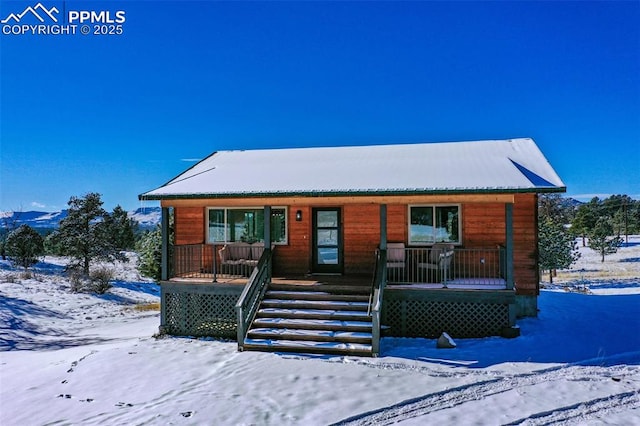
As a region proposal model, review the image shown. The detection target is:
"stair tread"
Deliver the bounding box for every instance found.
[248,328,372,339]
[257,309,371,321]
[262,299,369,309]
[253,318,372,328]
[244,338,372,352]
[268,284,371,295]
[265,291,370,301]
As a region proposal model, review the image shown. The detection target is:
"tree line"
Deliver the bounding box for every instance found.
[538,194,639,282]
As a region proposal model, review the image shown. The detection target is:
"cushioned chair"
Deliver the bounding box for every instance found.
[417,243,454,284]
[386,242,406,282]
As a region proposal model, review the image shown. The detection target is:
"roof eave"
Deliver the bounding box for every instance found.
[138,186,567,201]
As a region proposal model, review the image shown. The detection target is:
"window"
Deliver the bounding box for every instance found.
[207,207,287,244]
[409,205,460,244]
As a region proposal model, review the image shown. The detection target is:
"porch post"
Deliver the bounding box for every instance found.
[380,204,387,250]
[161,206,170,281]
[264,206,272,277]
[505,203,514,290]
[263,206,271,248]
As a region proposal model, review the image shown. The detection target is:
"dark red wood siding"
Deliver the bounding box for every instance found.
[174,207,205,245]
[170,195,539,295]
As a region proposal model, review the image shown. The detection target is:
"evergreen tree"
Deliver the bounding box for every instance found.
[1,209,21,260]
[44,232,64,255]
[5,224,45,270]
[538,218,580,283]
[135,209,173,281]
[108,205,137,250]
[571,199,600,246]
[51,193,126,275]
[588,217,622,262]
[136,226,162,281]
[538,194,571,225]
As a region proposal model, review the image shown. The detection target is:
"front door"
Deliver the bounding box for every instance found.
[312,208,343,274]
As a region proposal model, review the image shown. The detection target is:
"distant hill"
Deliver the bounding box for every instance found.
[562,197,583,209]
[129,207,162,229]
[0,207,161,230]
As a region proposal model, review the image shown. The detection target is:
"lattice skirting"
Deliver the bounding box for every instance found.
[161,284,242,338]
[382,294,512,338]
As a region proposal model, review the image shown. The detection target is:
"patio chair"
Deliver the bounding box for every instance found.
[417,243,454,284]
[386,242,406,282]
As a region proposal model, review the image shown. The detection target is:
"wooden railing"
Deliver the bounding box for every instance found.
[235,248,272,351]
[369,249,387,357]
[386,247,507,287]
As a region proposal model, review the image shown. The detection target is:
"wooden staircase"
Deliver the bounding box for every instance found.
[241,282,374,356]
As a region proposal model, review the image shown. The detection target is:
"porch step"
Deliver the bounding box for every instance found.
[261,299,369,311]
[269,283,371,295]
[265,290,370,303]
[247,328,372,344]
[242,281,375,357]
[252,318,373,332]
[256,308,370,321]
[242,339,373,357]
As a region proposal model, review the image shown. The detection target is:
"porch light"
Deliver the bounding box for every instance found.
[296,210,302,221]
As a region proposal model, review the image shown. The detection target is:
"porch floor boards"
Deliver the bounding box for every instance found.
[169,274,507,291]
[169,274,373,287]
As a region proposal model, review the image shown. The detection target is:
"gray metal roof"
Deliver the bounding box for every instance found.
[139,138,565,200]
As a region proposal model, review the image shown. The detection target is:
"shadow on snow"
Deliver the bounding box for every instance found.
[0,295,110,351]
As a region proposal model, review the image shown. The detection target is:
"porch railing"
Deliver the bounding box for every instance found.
[170,244,257,281]
[369,248,387,357]
[235,248,272,350]
[171,244,216,280]
[386,246,507,288]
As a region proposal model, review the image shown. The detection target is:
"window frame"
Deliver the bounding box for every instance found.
[206,206,288,245]
[407,204,462,246]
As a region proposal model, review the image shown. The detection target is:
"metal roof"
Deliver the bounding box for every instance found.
[139,138,566,200]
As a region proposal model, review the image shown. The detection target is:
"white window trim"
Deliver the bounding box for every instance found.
[206,206,288,245]
[407,204,462,246]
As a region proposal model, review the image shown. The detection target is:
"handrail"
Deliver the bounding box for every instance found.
[235,248,272,351]
[369,248,387,356]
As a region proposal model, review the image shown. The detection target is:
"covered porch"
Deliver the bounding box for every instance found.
[157,202,518,356]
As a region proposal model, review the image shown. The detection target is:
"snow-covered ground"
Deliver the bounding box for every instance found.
[1,241,639,425]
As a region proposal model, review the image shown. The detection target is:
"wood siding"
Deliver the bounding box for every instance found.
[512,194,539,296]
[272,207,311,275]
[174,207,204,245]
[343,204,379,274]
[169,193,539,295]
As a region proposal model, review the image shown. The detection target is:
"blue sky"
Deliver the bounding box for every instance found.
[1,0,638,212]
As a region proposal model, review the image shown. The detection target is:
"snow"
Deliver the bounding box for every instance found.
[141,138,565,199]
[2,241,640,425]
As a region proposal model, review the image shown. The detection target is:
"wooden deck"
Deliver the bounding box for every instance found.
[167,274,373,288]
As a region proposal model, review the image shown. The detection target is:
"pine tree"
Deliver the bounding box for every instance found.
[136,226,162,281]
[5,225,45,270]
[571,198,601,247]
[50,193,126,275]
[588,217,622,262]
[538,218,580,283]
[108,205,137,250]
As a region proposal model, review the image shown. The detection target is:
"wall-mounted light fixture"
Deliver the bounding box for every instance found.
[296,210,302,221]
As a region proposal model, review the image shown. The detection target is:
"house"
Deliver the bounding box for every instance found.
[139,138,565,356]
